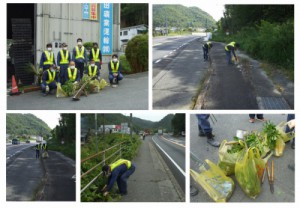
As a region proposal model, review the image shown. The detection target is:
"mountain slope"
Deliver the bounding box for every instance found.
[153,4,216,28]
[6,114,51,136]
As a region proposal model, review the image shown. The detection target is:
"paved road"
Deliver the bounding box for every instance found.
[6,143,34,160]
[153,36,209,109]
[194,42,291,109]
[190,114,294,202]
[7,71,148,110]
[7,147,44,201]
[6,146,76,201]
[152,134,186,192]
[40,151,76,201]
[121,136,184,202]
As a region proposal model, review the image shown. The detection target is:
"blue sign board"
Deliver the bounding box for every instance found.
[100,3,113,55]
[82,3,90,20]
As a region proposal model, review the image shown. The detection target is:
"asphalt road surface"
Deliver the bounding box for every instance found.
[6,143,34,160]
[121,136,184,202]
[7,71,148,110]
[152,134,186,192]
[7,146,44,201]
[190,114,294,202]
[153,35,208,109]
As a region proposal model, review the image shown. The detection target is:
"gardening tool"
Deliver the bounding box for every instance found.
[266,161,274,194]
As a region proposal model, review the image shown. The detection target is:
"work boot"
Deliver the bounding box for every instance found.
[206,132,220,147]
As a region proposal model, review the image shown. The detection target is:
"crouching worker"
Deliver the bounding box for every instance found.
[101,159,136,196]
[65,61,80,83]
[108,54,123,86]
[86,59,100,79]
[41,64,58,96]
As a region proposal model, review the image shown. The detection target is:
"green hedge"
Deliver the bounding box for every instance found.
[81,133,141,202]
[125,34,148,73]
[119,55,133,74]
[212,20,294,77]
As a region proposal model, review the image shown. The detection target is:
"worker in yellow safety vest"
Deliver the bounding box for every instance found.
[64,61,80,83]
[225,42,240,65]
[40,43,56,71]
[35,143,41,159]
[72,38,87,79]
[41,64,58,96]
[89,42,102,70]
[108,54,123,85]
[101,159,136,196]
[203,41,213,61]
[85,59,100,79]
[57,43,71,84]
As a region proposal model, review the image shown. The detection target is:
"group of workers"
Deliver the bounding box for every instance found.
[202,41,240,65]
[35,142,47,159]
[40,38,123,96]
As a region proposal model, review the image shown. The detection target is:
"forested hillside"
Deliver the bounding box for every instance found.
[6,113,51,137]
[153,4,216,28]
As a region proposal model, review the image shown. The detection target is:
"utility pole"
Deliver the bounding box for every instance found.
[130,113,133,139]
[102,114,105,162]
[95,114,98,152]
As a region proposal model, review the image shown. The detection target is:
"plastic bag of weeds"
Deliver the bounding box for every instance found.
[218,140,246,176]
[235,147,261,199]
[56,82,68,98]
[190,159,235,202]
[274,137,285,157]
[276,122,295,143]
[99,79,109,90]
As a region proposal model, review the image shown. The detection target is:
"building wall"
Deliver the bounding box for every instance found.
[36,3,120,66]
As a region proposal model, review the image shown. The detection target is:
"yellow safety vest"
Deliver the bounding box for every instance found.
[41,70,56,84]
[225,42,236,51]
[110,159,131,172]
[75,46,85,59]
[88,65,98,77]
[60,50,69,64]
[67,68,78,82]
[43,51,54,65]
[91,48,100,62]
[207,42,212,49]
[110,60,120,73]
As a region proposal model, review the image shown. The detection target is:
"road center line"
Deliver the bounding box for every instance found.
[154,59,161,63]
[163,55,168,58]
[160,135,185,148]
[152,136,186,177]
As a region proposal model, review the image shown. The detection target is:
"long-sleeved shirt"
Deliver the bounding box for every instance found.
[106,164,128,192]
[108,61,122,75]
[226,45,237,58]
[89,48,102,63]
[39,51,56,69]
[42,70,59,85]
[64,68,80,82]
[72,46,87,63]
[57,50,71,66]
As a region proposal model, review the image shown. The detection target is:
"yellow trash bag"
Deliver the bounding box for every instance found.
[218,140,246,176]
[56,82,68,98]
[99,79,109,90]
[274,137,285,157]
[190,159,235,202]
[276,121,295,142]
[235,148,262,199]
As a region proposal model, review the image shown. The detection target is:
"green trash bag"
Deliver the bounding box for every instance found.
[235,147,262,199]
[218,140,246,175]
[190,159,235,202]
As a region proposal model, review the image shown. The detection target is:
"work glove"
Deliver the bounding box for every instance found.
[113,73,118,77]
[57,66,60,70]
[45,85,50,93]
[103,191,109,197]
[97,76,101,80]
[73,81,78,84]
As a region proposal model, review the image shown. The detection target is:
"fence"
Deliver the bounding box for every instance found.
[80,141,125,193]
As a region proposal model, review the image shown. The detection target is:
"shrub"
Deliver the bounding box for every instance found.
[125,34,148,73]
[119,55,132,74]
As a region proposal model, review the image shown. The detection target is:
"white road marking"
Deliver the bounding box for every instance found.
[155,59,161,63]
[163,55,168,58]
[152,136,186,177]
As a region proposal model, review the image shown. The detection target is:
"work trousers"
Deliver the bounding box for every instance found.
[196,114,212,134]
[117,164,136,194]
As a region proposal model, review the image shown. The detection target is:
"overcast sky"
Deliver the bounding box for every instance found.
[182,2,225,21]
[31,112,60,129]
[122,112,172,122]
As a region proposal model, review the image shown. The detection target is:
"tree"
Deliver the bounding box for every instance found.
[171,114,185,135]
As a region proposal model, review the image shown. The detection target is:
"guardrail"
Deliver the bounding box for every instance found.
[80,141,125,194]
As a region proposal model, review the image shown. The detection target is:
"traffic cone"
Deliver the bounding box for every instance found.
[10,75,22,96]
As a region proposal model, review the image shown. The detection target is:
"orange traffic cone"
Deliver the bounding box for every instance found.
[10,75,22,96]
